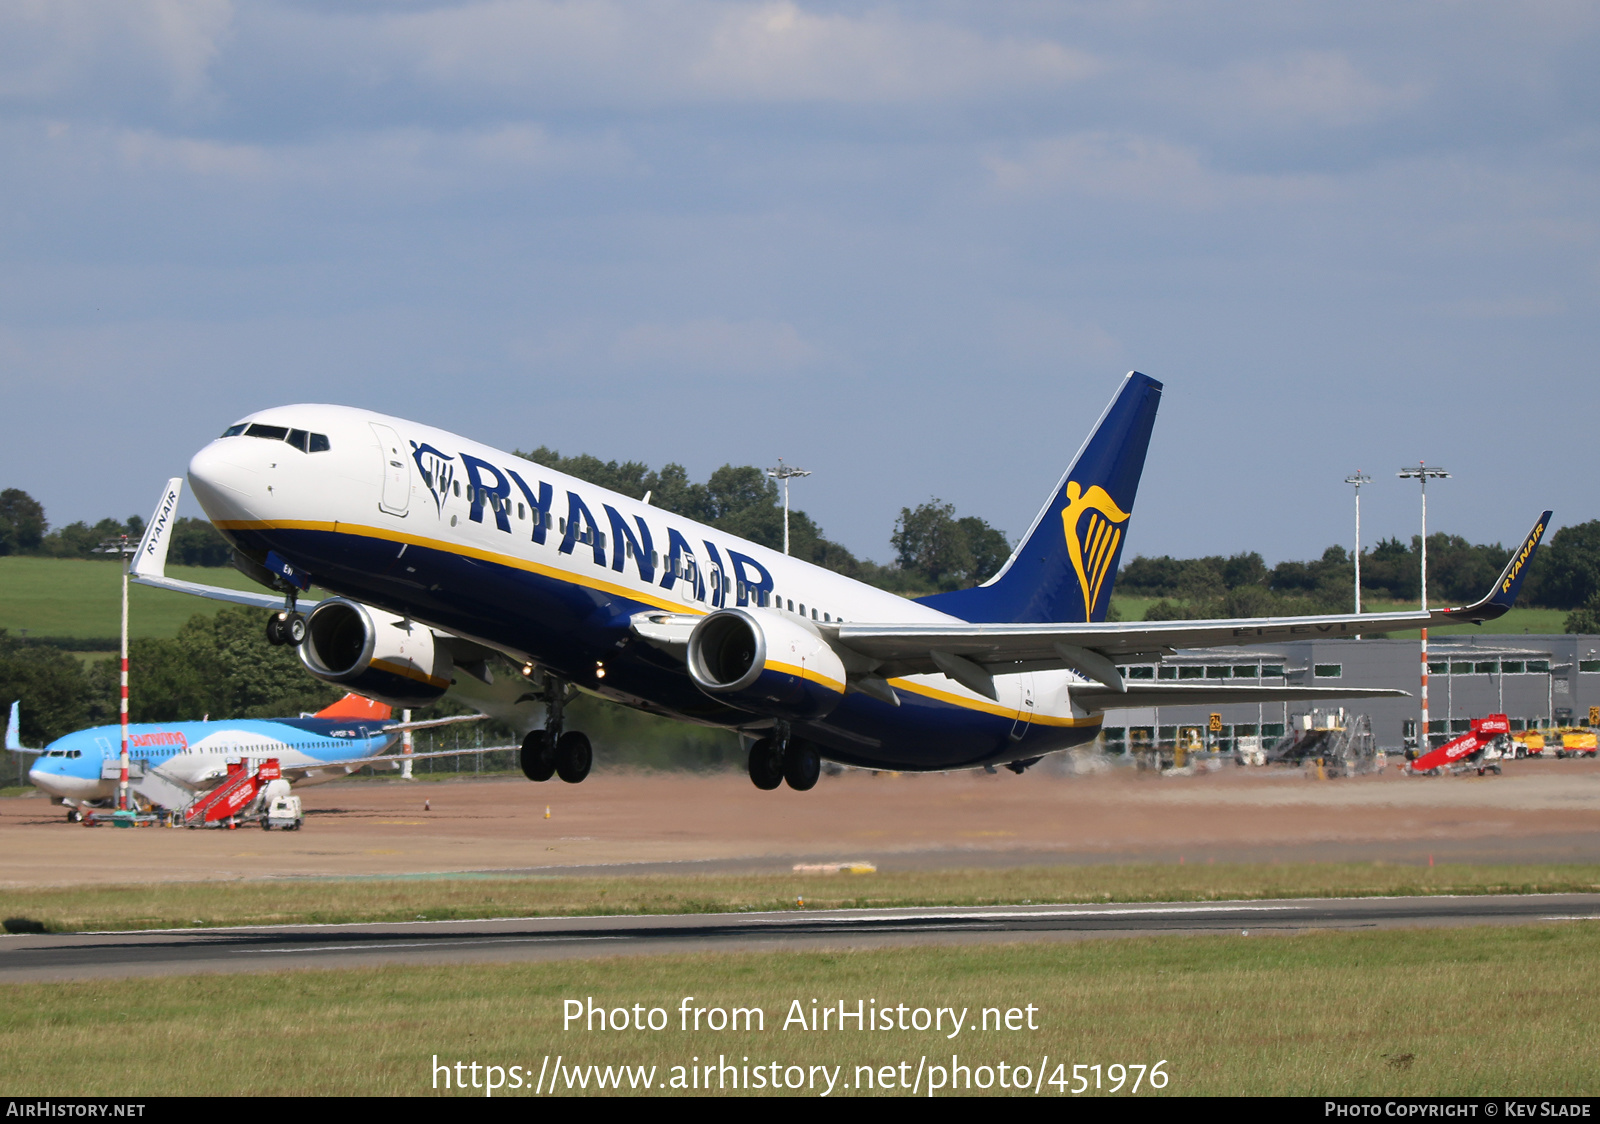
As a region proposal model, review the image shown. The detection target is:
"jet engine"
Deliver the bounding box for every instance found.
[686,609,847,720]
[298,598,453,708]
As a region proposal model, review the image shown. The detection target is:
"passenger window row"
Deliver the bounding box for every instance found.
[222,423,331,453]
[767,591,837,623]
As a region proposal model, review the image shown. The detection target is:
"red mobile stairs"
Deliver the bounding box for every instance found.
[1408,715,1509,776]
[184,759,282,825]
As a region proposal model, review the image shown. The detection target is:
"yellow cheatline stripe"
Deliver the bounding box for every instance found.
[765,659,847,695]
[887,678,1100,728]
[370,658,452,690]
[214,518,705,618]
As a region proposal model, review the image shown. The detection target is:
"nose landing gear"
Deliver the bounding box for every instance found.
[264,588,306,647]
[265,610,306,646]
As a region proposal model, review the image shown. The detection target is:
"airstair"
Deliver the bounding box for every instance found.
[130,765,199,813]
[181,759,283,826]
[1266,714,1382,776]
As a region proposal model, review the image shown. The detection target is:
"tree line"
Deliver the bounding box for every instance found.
[511,448,1010,595]
[1117,520,1600,631]
[0,488,230,566]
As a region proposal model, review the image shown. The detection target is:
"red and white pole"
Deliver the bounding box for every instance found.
[118,538,130,811]
[401,708,414,780]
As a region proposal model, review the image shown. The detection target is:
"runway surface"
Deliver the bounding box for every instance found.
[4,893,1597,982]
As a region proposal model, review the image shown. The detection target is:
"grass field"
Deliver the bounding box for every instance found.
[6,863,1599,934]
[4,924,1597,1096]
[0,556,278,642]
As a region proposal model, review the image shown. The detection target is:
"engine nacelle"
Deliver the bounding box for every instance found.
[298,598,454,708]
[686,609,847,720]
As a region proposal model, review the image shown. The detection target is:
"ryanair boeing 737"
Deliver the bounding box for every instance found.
[132,373,1550,792]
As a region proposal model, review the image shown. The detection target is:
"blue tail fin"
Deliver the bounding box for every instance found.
[917,371,1162,624]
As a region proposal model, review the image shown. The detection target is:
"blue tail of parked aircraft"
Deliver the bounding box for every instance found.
[917,371,1162,625]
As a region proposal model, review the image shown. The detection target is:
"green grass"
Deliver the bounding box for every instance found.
[3,924,1597,1095]
[6,863,1599,934]
[1109,596,1161,622]
[0,556,271,641]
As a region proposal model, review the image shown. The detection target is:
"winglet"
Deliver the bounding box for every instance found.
[1442,510,1552,623]
[131,477,185,580]
[6,700,23,752]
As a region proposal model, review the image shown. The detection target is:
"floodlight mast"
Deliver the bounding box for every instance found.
[1398,463,1450,749]
[766,458,811,556]
[1344,472,1372,617]
[93,534,139,811]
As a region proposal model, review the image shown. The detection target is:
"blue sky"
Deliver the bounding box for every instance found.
[1,1,1595,568]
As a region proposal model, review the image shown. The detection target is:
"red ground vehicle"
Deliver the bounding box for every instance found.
[184,758,283,825]
[1408,715,1510,776]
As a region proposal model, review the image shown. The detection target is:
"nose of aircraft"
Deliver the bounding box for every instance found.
[187,439,266,525]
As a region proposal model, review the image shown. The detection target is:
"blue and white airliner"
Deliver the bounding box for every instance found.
[8,694,487,817]
[130,372,1549,792]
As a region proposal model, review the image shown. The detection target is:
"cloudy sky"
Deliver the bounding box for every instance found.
[1,1,1595,568]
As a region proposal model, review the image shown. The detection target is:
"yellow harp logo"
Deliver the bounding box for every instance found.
[1061,481,1130,620]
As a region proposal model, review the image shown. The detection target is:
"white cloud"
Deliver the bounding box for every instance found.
[28,119,632,194]
[372,0,1100,106]
[1212,51,1424,130]
[0,0,232,108]
[984,131,1329,207]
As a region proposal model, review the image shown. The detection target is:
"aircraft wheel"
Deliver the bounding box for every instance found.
[555,731,592,784]
[285,613,307,646]
[66,808,82,823]
[262,821,271,830]
[520,730,556,782]
[747,738,783,790]
[784,742,820,792]
[265,614,286,645]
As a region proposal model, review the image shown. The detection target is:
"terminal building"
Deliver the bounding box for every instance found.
[1099,634,1600,755]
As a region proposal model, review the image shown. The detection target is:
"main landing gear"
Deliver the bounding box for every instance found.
[747,732,820,792]
[519,676,592,784]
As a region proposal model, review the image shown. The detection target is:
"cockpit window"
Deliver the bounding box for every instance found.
[225,423,331,452]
